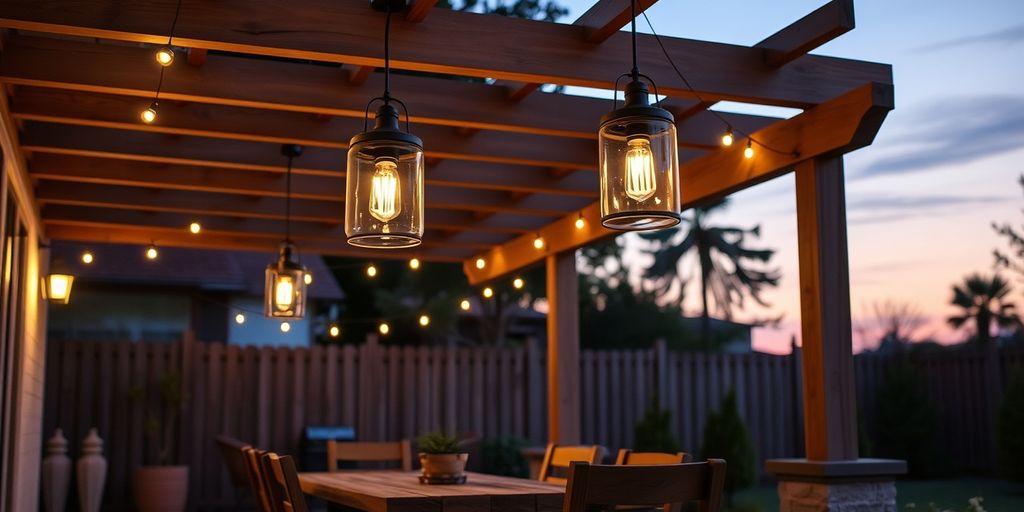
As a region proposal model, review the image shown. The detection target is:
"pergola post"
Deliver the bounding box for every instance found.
[766,156,905,511]
[545,250,581,444]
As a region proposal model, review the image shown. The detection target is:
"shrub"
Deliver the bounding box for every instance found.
[480,437,529,478]
[417,432,461,454]
[873,364,941,476]
[997,370,1024,481]
[699,389,755,503]
[634,395,681,453]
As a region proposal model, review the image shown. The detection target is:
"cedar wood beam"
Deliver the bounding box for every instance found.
[463,82,894,284]
[0,0,892,107]
[755,0,856,67]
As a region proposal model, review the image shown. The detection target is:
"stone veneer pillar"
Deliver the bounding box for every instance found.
[766,458,906,512]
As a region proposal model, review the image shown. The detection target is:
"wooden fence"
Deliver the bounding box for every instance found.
[43,338,1024,510]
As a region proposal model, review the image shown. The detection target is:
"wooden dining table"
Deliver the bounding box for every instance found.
[298,470,565,512]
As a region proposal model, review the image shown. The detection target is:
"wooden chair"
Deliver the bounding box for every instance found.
[326,440,412,472]
[562,460,727,512]
[615,449,689,465]
[242,447,274,512]
[216,435,254,510]
[261,452,310,512]
[538,443,605,485]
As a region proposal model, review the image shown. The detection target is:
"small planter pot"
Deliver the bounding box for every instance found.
[134,465,189,512]
[418,453,469,484]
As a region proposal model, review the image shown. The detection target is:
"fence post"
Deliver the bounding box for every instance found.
[358,334,382,441]
[178,331,195,473]
[984,343,1003,469]
[655,339,669,410]
[525,337,543,444]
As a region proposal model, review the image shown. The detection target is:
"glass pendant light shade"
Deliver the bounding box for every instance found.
[43,257,74,305]
[346,103,424,248]
[264,241,307,318]
[599,79,681,230]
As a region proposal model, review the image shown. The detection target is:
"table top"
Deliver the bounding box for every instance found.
[299,470,564,512]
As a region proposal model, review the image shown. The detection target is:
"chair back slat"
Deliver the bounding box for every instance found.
[216,435,253,488]
[563,460,726,512]
[261,452,310,512]
[538,443,605,485]
[242,447,274,512]
[615,449,689,465]
[326,440,412,471]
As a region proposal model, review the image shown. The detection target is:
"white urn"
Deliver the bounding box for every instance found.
[76,428,107,512]
[41,429,71,512]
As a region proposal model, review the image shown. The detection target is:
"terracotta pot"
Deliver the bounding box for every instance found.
[419,453,469,478]
[134,465,189,512]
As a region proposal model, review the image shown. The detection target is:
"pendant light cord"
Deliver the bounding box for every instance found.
[285,155,293,242]
[383,3,393,103]
[630,0,639,80]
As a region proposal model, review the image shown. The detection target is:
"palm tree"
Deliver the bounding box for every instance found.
[640,199,780,342]
[948,273,1020,345]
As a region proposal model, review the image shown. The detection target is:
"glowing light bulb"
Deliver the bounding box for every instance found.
[513,277,524,289]
[280,321,291,333]
[533,236,544,250]
[624,136,656,202]
[379,322,390,335]
[744,141,754,159]
[366,264,377,278]
[304,273,313,285]
[369,157,401,223]
[483,287,494,298]
[155,46,174,67]
[140,103,158,124]
[475,258,486,270]
[329,325,340,338]
[145,245,159,260]
[274,275,295,311]
[47,274,72,302]
[575,216,585,230]
[459,299,471,311]
[235,313,246,325]
[418,314,430,327]
[81,251,94,264]
[409,258,420,270]
[721,130,734,147]
[189,221,201,234]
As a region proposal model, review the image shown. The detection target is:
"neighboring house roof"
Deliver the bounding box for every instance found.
[51,241,344,300]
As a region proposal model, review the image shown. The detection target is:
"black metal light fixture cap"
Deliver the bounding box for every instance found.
[350,103,423,149]
[600,79,676,127]
[275,240,304,272]
[370,0,407,13]
[281,144,303,159]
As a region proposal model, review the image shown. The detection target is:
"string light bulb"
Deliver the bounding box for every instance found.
[140,102,158,124]
[483,287,494,298]
[189,221,201,234]
[721,129,734,147]
[145,243,159,260]
[329,325,340,338]
[575,215,585,230]
[366,264,377,278]
[304,273,313,285]
[409,258,420,270]
[475,258,486,270]
[513,277,524,289]
[418,314,430,327]
[280,321,291,333]
[155,46,175,67]
[533,235,544,250]
[81,251,94,265]
[459,299,471,311]
[379,322,390,335]
[744,140,754,159]
[235,313,246,325]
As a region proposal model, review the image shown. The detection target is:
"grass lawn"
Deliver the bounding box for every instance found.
[732,478,1024,512]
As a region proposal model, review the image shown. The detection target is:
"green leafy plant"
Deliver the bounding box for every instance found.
[481,437,529,478]
[634,395,680,453]
[418,432,462,454]
[873,364,941,477]
[699,389,755,505]
[997,371,1024,481]
[128,372,187,465]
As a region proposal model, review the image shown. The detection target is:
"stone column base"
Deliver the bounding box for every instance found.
[766,458,907,512]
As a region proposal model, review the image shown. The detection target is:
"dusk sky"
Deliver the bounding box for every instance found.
[555,0,1024,353]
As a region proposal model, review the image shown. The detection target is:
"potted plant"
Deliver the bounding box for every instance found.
[418,432,469,484]
[129,373,189,512]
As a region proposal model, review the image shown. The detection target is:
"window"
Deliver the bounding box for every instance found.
[0,179,27,511]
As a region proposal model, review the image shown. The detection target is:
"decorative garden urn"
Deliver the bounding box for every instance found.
[76,428,107,512]
[41,429,71,512]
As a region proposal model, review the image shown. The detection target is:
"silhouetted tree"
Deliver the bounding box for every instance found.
[947,273,1019,345]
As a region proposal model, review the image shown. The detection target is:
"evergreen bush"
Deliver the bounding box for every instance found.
[699,389,755,503]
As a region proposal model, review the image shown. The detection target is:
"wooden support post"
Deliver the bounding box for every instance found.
[794,156,857,460]
[546,250,580,444]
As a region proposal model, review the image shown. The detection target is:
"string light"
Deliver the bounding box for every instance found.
[418,314,430,327]
[379,322,390,335]
[81,251,94,264]
[329,325,341,338]
[574,214,585,230]
[409,258,420,270]
[533,235,544,250]
[155,46,174,67]
[513,277,524,289]
[140,102,158,124]
[744,140,754,159]
[366,264,377,278]
[459,299,471,311]
[721,129,734,147]
[140,0,183,125]
[482,287,494,298]
[475,258,486,270]
[280,321,291,333]
[145,243,159,260]
[235,313,246,325]
[189,221,201,234]
[304,273,313,285]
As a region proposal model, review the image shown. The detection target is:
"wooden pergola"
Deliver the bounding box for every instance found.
[0,0,893,486]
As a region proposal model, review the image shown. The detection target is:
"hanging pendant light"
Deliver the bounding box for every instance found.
[345,0,425,249]
[597,0,680,231]
[265,144,308,319]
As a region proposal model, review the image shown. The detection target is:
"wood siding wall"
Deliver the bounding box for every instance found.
[43,338,1024,510]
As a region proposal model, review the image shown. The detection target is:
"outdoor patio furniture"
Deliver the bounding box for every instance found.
[298,470,563,512]
[537,444,606,485]
[261,452,311,512]
[326,440,413,472]
[242,447,274,512]
[563,460,726,512]
[614,449,690,465]
[215,435,255,510]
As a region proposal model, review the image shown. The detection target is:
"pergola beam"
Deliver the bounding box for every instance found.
[755,0,856,67]
[0,1,892,107]
[463,81,894,284]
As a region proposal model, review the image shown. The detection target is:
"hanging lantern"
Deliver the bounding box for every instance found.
[345,0,424,249]
[43,257,74,305]
[264,144,308,319]
[597,0,680,231]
